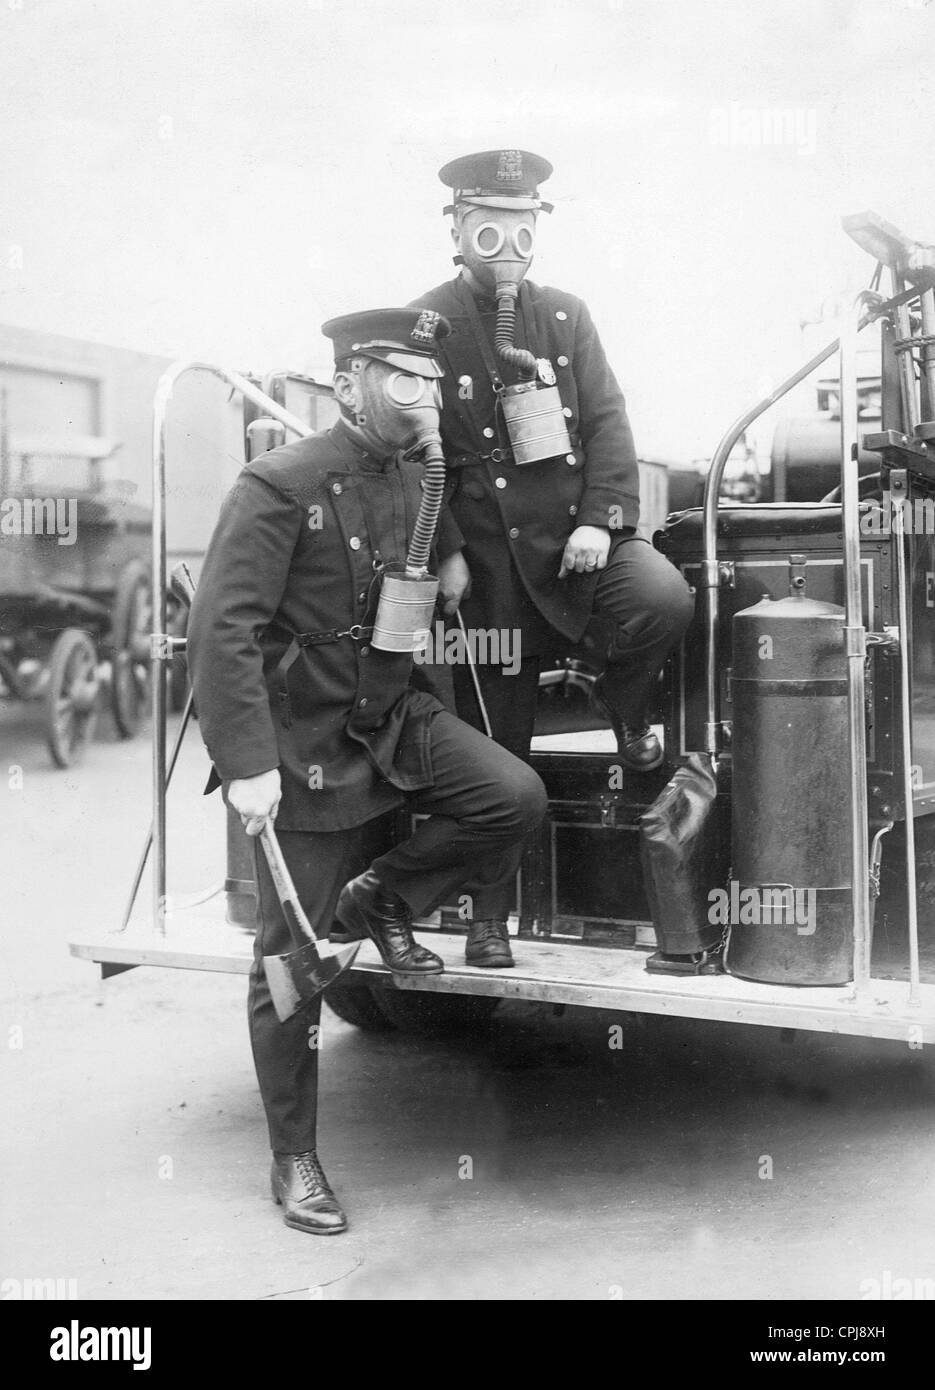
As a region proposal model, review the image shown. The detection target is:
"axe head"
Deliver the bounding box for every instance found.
[263,939,361,1023]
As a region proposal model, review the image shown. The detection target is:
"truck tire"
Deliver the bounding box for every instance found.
[325,982,396,1032]
[369,988,498,1036]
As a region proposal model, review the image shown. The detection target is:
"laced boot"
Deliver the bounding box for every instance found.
[334,869,444,974]
[590,676,663,771]
[270,1150,347,1235]
[465,919,515,968]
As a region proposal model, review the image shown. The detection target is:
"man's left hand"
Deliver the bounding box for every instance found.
[559,525,611,578]
[437,549,472,615]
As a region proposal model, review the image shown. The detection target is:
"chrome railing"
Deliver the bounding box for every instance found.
[150,363,312,934]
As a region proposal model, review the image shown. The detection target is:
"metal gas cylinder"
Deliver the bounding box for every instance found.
[725,559,852,984]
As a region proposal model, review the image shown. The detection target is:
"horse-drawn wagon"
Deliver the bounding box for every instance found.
[0,423,151,765]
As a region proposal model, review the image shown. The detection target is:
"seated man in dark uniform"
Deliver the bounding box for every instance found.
[410,149,694,969]
[187,308,547,1236]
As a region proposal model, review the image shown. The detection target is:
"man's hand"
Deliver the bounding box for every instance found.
[437,549,472,616]
[558,525,611,578]
[228,768,282,837]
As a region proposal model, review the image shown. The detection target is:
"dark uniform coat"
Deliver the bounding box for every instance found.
[409,275,640,649]
[187,421,463,833]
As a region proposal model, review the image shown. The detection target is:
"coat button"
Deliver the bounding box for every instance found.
[360,646,370,656]
[483,427,495,439]
[358,697,368,707]
[566,454,576,465]
[509,527,519,539]
[569,505,578,516]
[349,536,361,550]
[495,476,507,489]
[557,355,569,367]
[563,407,573,418]
[358,591,367,602]
[555,310,568,321]
[332,482,343,495]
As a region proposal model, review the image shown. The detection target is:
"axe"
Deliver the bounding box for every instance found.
[258,820,361,1021]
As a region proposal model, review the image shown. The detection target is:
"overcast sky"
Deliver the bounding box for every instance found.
[1,0,933,460]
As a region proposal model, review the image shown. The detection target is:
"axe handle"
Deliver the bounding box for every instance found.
[259,820,318,951]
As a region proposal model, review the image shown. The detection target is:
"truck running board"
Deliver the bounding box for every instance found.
[69,889,935,1045]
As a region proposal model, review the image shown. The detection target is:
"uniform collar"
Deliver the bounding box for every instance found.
[329,418,399,472]
[457,271,536,315]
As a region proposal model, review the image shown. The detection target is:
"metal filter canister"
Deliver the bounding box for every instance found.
[371,572,440,653]
[500,382,573,465]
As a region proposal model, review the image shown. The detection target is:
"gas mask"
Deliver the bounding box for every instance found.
[340,355,446,653]
[455,205,537,301]
[454,202,572,466]
[345,355,443,456]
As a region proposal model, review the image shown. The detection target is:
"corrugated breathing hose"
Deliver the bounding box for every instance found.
[495,289,538,381]
[405,436,446,576]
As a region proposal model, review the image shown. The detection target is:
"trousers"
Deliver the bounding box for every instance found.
[451,535,694,917]
[248,709,547,1153]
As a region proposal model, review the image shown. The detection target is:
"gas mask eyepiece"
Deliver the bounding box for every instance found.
[384,370,442,411]
[469,220,535,263]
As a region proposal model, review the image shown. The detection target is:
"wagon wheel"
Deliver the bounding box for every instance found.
[110,560,152,739]
[45,629,100,768]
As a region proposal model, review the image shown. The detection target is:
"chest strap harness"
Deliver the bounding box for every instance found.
[270,621,376,728]
[268,477,405,726]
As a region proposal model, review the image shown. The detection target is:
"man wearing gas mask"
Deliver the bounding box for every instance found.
[188,308,547,1235]
[411,150,694,969]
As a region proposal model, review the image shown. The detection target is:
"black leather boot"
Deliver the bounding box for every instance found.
[465,919,515,968]
[334,870,444,974]
[271,1151,347,1235]
[645,944,725,976]
[591,676,663,772]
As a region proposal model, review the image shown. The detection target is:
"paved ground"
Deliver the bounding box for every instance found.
[3,700,935,1301]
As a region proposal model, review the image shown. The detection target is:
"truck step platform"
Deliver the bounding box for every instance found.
[69,889,935,1044]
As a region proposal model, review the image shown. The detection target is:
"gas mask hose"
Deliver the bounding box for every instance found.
[404,434,446,576]
[495,286,538,382]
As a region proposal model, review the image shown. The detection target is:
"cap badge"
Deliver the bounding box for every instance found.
[411,309,441,345]
[496,149,523,183]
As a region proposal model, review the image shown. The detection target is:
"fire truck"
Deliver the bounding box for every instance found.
[70,212,935,1046]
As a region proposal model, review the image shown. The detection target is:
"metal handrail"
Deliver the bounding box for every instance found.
[699,285,920,755]
[840,291,879,993]
[697,282,924,1002]
[891,471,921,1006]
[151,362,312,935]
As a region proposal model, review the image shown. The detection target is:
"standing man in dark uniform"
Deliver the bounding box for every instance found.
[187,308,547,1236]
[410,149,694,969]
